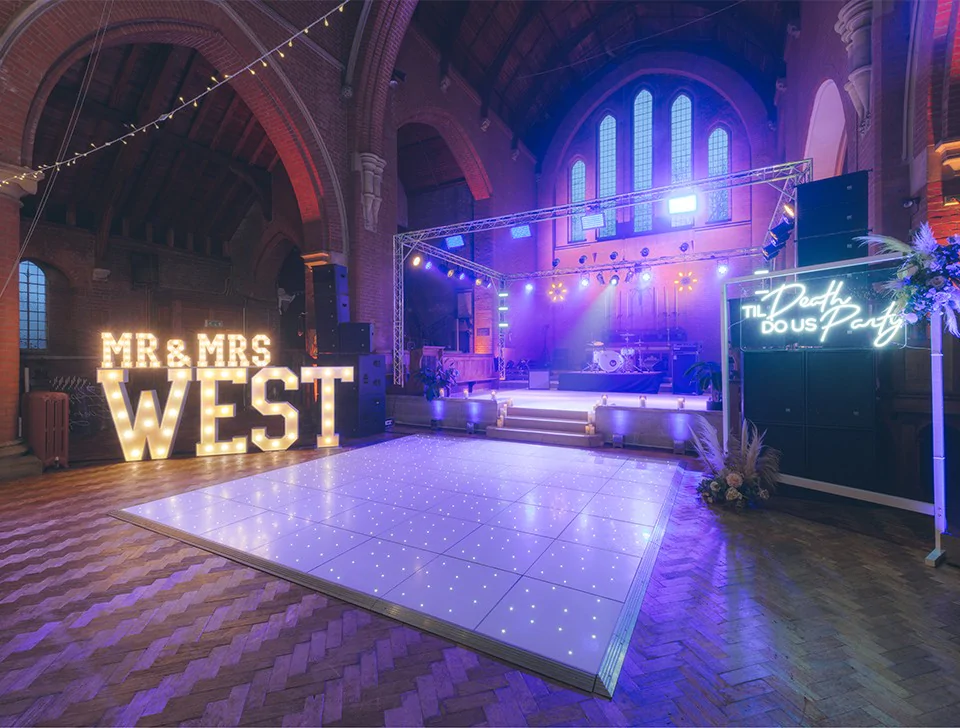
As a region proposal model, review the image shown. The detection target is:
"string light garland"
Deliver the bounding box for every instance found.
[0,1,350,189]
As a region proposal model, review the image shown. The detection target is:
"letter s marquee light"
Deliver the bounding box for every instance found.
[97,332,353,462]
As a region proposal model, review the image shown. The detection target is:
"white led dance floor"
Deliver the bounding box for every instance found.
[115,435,681,694]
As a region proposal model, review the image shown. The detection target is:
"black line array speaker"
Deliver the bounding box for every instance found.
[339,322,373,353]
[742,350,876,488]
[796,171,868,267]
[313,265,349,352]
[317,353,386,438]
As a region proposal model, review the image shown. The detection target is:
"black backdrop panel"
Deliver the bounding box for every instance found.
[805,351,876,428]
[752,422,806,478]
[742,352,805,425]
[805,426,877,490]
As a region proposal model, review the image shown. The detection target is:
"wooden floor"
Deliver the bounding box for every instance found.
[1,435,960,727]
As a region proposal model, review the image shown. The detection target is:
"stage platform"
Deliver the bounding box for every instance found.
[114,435,683,696]
[557,371,665,393]
[467,389,711,413]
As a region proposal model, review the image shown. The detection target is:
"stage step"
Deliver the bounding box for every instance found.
[503,407,589,422]
[486,427,603,448]
[503,416,590,433]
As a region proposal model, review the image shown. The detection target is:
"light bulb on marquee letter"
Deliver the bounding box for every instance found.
[250,367,299,451]
[97,368,193,461]
[301,366,354,447]
[196,367,249,457]
[227,334,250,367]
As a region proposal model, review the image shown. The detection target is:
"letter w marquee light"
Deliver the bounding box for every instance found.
[98,332,353,462]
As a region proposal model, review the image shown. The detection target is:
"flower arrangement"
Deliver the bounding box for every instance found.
[690,416,780,510]
[862,222,960,336]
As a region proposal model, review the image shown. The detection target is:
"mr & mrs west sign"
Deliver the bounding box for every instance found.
[97,332,352,462]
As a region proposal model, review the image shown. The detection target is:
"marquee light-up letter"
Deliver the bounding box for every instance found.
[136,333,163,368]
[167,338,192,367]
[227,334,250,367]
[250,367,300,452]
[301,366,354,448]
[196,367,249,457]
[97,368,193,461]
[251,335,272,367]
[102,332,134,369]
[197,333,227,368]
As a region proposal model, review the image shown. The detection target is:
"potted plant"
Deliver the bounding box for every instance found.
[684,361,723,410]
[689,415,781,510]
[413,361,459,402]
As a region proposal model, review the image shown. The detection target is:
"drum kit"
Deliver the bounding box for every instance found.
[584,336,641,373]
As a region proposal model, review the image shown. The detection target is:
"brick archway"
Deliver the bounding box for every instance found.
[0,0,345,251]
[396,108,494,201]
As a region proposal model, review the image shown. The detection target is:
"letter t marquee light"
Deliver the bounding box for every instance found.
[301,366,354,448]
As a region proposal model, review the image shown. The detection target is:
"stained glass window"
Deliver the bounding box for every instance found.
[670,94,693,227]
[598,115,617,237]
[570,159,586,242]
[707,127,731,222]
[19,261,46,350]
[633,90,653,232]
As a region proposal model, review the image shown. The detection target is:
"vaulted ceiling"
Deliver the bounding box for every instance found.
[397,122,465,195]
[413,0,793,158]
[25,43,279,258]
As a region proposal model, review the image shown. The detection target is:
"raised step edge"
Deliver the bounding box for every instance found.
[502,407,590,422]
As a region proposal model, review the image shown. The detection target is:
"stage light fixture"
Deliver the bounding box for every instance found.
[411,254,422,267]
[753,268,769,276]
[548,281,567,303]
[667,194,697,215]
[485,279,493,289]
[609,252,618,261]
[498,291,509,297]
[640,267,652,283]
[474,276,483,286]
[674,270,698,293]
[716,260,729,277]
[596,272,605,285]
[457,270,467,280]
[641,247,650,257]
[782,202,796,219]
[679,241,690,253]
[610,274,620,286]
[762,214,796,261]
[445,234,465,249]
[424,259,433,271]
[446,267,455,278]
[579,274,590,287]
[524,282,534,293]
[625,269,635,283]
[578,255,587,265]
[581,212,605,229]
[510,224,532,239]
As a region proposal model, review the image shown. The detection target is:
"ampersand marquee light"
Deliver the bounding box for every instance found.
[98,332,353,462]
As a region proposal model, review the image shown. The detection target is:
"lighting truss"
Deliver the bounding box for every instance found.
[395,160,811,245]
[393,159,812,385]
[504,246,761,281]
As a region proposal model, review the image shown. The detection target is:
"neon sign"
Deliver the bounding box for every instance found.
[741,279,903,348]
[97,332,353,462]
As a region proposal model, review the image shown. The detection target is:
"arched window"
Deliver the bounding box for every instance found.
[570,159,586,242]
[598,114,617,237]
[633,90,653,233]
[707,127,731,222]
[670,94,693,227]
[19,261,46,350]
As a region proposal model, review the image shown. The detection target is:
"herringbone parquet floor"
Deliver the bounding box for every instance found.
[1,435,959,726]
